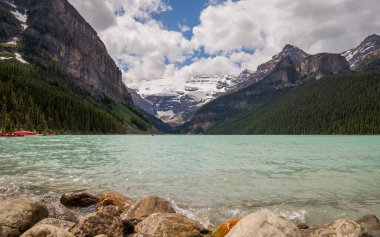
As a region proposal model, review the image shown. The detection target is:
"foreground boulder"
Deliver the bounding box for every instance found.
[225,212,301,237]
[36,218,76,232]
[134,212,203,237]
[357,215,380,236]
[0,198,48,237]
[304,219,366,237]
[211,218,242,237]
[121,196,175,222]
[20,224,74,237]
[96,191,133,212]
[40,196,79,223]
[71,205,124,237]
[61,190,100,207]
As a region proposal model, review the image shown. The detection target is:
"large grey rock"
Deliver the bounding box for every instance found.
[61,191,100,207]
[134,213,203,237]
[71,205,124,237]
[305,219,367,237]
[0,197,48,237]
[225,212,301,237]
[36,218,76,232]
[121,196,175,222]
[20,224,74,237]
[40,196,79,223]
[357,215,380,237]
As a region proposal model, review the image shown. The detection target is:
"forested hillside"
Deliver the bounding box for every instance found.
[208,71,380,134]
[0,59,151,134]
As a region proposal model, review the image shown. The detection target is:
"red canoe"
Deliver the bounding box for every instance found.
[0,132,9,137]
[12,131,38,136]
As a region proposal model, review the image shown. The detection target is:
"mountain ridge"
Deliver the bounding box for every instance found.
[0,0,163,134]
[185,47,355,134]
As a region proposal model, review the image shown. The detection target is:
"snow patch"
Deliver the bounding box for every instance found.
[15,53,29,64]
[10,10,27,23]
[0,57,12,61]
[4,0,16,8]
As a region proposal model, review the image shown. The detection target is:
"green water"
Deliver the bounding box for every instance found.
[0,135,379,227]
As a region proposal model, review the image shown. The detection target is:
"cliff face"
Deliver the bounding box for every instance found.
[298,53,351,80]
[21,0,132,106]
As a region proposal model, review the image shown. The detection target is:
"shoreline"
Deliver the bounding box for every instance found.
[1,190,379,237]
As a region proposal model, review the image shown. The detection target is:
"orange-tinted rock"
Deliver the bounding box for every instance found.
[96,191,133,212]
[211,218,242,237]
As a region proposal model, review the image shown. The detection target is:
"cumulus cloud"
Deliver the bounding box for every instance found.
[68,0,380,88]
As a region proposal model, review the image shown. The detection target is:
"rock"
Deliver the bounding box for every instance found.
[297,223,309,230]
[298,53,351,80]
[122,218,140,235]
[225,212,301,237]
[96,191,133,212]
[305,219,367,237]
[357,215,380,236]
[20,224,74,237]
[134,213,203,237]
[61,190,100,207]
[40,196,79,223]
[71,205,124,237]
[121,196,175,222]
[0,197,48,237]
[36,218,76,232]
[211,218,242,237]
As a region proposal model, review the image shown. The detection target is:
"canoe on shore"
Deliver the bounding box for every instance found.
[0,131,54,137]
[1,131,38,137]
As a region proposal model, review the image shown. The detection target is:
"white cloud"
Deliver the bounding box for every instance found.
[178,24,190,33]
[68,0,380,89]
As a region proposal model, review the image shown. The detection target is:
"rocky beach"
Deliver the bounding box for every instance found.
[1,190,379,237]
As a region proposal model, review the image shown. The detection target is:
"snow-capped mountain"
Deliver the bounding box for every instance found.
[129,44,310,125]
[342,34,380,70]
[129,72,253,125]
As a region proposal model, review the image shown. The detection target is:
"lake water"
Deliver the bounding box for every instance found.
[0,135,379,228]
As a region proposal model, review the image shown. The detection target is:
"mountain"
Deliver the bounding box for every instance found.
[21,0,132,106]
[0,0,158,134]
[130,45,309,125]
[236,44,310,89]
[208,71,380,134]
[130,72,253,125]
[342,34,380,70]
[185,46,353,134]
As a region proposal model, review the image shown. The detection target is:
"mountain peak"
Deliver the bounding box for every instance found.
[272,44,309,63]
[282,44,299,51]
[342,34,380,69]
[362,34,380,45]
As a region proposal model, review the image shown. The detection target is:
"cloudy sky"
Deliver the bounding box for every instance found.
[68,0,380,87]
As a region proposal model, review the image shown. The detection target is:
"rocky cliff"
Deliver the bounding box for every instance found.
[20,0,133,106]
[298,53,351,80]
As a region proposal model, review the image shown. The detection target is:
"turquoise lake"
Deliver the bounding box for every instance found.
[0,135,379,227]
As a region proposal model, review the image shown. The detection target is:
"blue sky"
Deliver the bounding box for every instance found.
[153,0,208,39]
